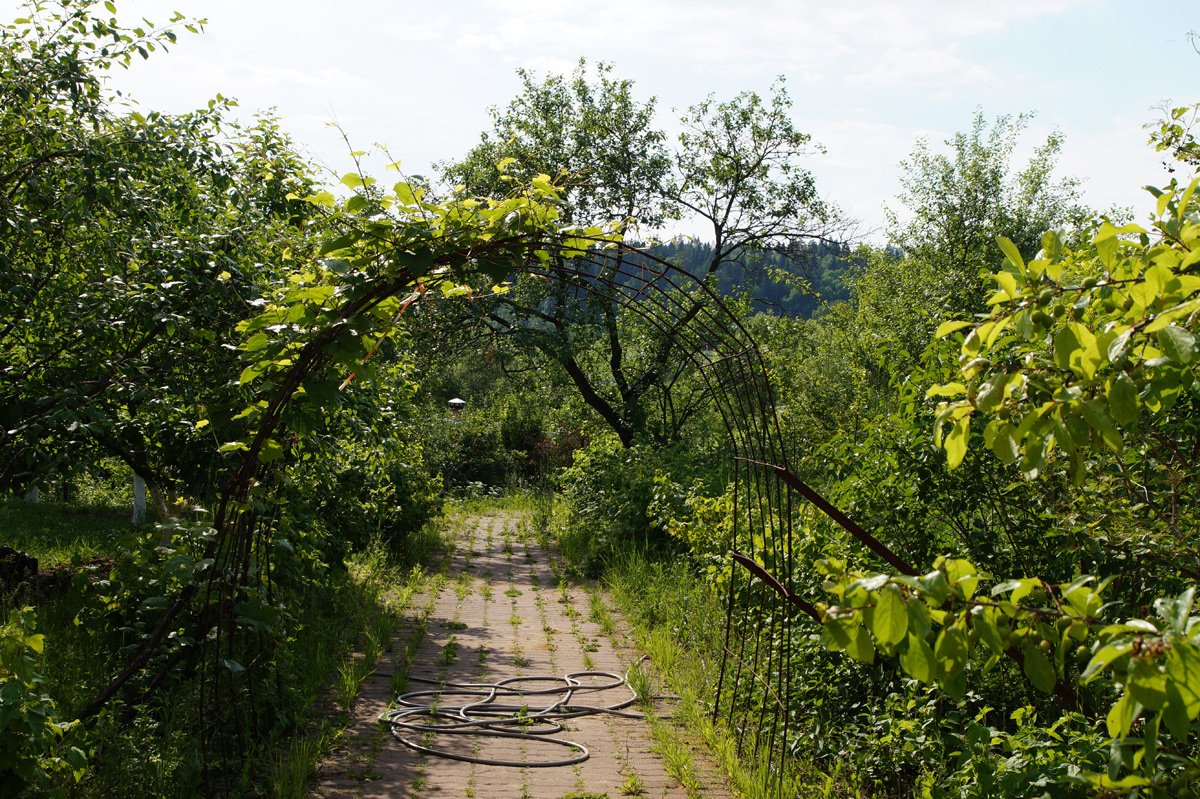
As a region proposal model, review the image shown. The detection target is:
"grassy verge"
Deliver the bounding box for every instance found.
[602,551,859,799]
[1,497,133,566]
[445,487,553,525]
[273,539,444,799]
[1,492,449,798]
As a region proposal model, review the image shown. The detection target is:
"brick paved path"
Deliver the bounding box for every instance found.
[311,513,732,799]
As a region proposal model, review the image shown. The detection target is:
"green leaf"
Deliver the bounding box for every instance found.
[1083,643,1134,682]
[983,420,1019,465]
[974,374,1010,414]
[926,382,966,399]
[1080,400,1123,451]
[872,584,908,648]
[1041,228,1063,262]
[935,626,969,680]
[846,624,876,664]
[1127,657,1168,710]
[821,615,856,652]
[974,607,1006,654]
[944,414,970,469]
[942,558,982,599]
[1107,374,1139,426]
[1164,644,1200,723]
[935,321,972,339]
[919,570,950,606]
[258,439,284,464]
[1158,324,1196,364]
[1107,691,1141,738]
[394,182,424,206]
[1053,326,1082,372]
[1107,328,1132,362]
[906,598,932,638]
[941,667,967,700]
[899,633,935,683]
[996,236,1026,273]
[1164,682,1191,742]
[394,247,435,279]
[1155,587,1195,634]
[1022,642,1056,693]
[319,232,358,257]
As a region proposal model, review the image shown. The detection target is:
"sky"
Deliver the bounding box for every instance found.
[7,0,1200,241]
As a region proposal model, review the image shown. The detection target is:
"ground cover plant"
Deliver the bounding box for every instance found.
[4,1,1200,797]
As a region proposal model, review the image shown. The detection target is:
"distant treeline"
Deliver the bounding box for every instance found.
[640,238,893,318]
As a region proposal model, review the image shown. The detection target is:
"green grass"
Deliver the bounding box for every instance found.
[620,772,646,796]
[335,657,368,713]
[601,549,842,799]
[625,660,655,711]
[437,634,461,668]
[269,731,326,799]
[444,489,551,518]
[0,498,134,565]
[3,494,447,798]
[586,588,617,636]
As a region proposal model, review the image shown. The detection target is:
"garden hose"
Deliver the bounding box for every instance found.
[378,658,672,767]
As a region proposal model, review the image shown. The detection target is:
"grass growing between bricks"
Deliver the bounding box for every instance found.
[601,552,855,799]
[274,526,450,798]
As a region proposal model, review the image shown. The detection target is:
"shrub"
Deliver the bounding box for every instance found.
[288,437,442,554]
[0,608,86,798]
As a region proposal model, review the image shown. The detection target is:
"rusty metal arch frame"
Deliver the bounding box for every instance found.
[76,234,915,795]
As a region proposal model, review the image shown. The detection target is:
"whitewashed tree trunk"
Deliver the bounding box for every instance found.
[132,474,146,524]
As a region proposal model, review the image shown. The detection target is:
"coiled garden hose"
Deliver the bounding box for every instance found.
[378,658,672,768]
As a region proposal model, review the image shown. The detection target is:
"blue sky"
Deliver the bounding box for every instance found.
[8,0,1199,240]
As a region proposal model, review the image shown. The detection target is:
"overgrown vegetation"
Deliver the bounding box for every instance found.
[5,1,1200,797]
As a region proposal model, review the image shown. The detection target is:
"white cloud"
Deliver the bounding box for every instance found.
[446,0,1096,81]
[846,48,996,89]
[53,0,1187,237]
[455,30,506,52]
[386,17,452,43]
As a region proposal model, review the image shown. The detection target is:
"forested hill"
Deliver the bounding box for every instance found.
[641,238,883,318]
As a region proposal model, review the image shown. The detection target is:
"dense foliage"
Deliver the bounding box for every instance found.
[5,2,1200,797]
[543,104,1200,797]
[0,2,448,794]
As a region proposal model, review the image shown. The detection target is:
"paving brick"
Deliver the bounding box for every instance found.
[311,513,732,799]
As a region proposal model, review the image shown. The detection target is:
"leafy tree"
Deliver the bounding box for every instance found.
[443,59,673,231]
[888,111,1089,322]
[0,1,316,516]
[806,170,1200,794]
[442,67,833,446]
[671,79,832,267]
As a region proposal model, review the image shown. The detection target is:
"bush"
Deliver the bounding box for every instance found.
[288,437,442,555]
[0,608,86,798]
[557,431,726,574]
[557,434,664,574]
